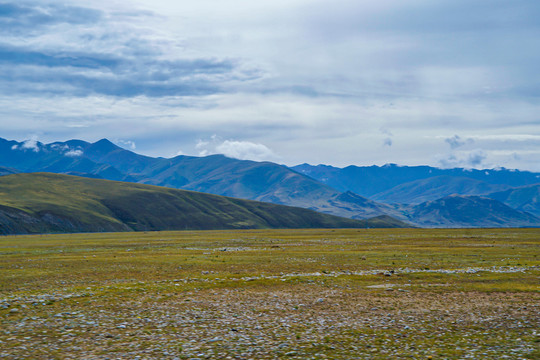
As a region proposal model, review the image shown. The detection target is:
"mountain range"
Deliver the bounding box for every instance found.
[1,137,540,228]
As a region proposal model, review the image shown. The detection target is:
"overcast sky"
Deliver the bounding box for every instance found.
[1,0,539,170]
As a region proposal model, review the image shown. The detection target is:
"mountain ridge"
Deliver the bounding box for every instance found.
[292,163,540,197]
[2,137,539,228]
[407,195,540,228]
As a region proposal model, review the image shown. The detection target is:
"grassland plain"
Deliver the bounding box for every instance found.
[0,228,539,359]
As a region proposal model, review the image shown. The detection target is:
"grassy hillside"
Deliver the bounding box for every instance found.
[0,173,408,234]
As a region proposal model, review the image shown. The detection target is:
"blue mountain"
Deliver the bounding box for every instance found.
[2,137,539,228]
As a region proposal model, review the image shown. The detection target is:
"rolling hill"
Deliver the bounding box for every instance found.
[0,173,408,234]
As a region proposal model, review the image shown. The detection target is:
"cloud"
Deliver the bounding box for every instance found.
[11,136,40,152]
[438,149,487,169]
[467,150,487,167]
[216,140,277,161]
[0,47,245,97]
[64,149,83,157]
[445,135,474,149]
[379,127,393,147]
[195,135,277,161]
[195,138,211,156]
[0,2,261,98]
[0,2,103,33]
[115,139,136,150]
[50,143,69,151]
[468,134,540,142]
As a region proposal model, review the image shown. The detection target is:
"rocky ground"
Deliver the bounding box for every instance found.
[1,282,539,359]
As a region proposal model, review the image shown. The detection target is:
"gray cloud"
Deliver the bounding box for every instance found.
[0,1,261,98]
[445,135,474,149]
[467,150,487,167]
[438,149,488,169]
[0,2,102,33]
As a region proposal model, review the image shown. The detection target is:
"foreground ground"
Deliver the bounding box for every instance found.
[0,228,539,359]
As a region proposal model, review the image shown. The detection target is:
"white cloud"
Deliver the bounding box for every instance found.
[216,140,277,161]
[195,139,211,156]
[115,139,136,150]
[64,149,83,157]
[12,136,41,152]
[194,135,277,161]
[51,144,69,151]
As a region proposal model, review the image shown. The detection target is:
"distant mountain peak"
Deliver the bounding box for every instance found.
[93,138,118,149]
[84,138,122,157]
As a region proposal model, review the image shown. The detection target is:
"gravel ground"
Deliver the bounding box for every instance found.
[1,284,538,359]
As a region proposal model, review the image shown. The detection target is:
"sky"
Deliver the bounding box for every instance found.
[1,0,539,170]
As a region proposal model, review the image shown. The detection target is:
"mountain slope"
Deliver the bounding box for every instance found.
[408,195,540,228]
[372,176,510,204]
[320,191,403,220]
[0,166,18,176]
[3,138,394,221]
[292,163,540,197]
[487,184,540,217]
[0,173,407,234]
[0,138,129,181]
[140,155,340,205]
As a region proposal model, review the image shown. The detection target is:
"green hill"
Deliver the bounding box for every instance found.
[0,173,409,234]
